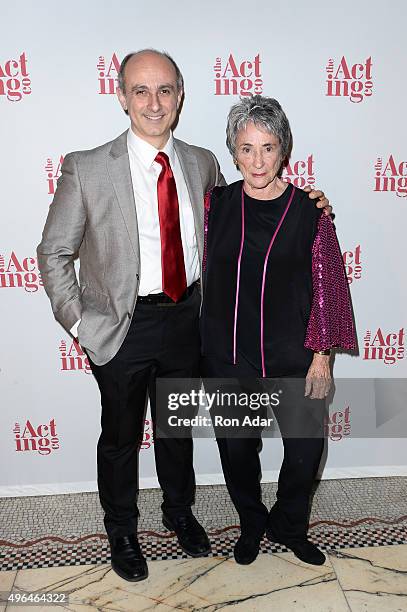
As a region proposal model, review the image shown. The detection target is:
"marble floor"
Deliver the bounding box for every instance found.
[1,478,406,610]
[1,544,407,611]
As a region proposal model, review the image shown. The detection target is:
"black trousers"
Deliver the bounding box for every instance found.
[201,354,325,541]
[88,287,201,539]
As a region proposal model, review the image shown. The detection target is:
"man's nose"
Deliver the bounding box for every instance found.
[148,92,161,112]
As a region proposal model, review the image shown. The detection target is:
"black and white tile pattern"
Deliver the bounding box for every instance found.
[1,478,406,571]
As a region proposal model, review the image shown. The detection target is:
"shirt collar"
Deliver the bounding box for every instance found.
[127,128,176,170]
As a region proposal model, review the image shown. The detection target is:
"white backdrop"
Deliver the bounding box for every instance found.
[1,0,406,496]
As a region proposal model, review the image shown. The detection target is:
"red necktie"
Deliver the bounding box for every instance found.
[155,152,187,302]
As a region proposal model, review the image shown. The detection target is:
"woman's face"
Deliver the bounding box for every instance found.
[235,122,282,196]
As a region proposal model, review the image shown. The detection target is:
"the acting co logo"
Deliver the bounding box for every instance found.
[45,155,64,196]
[364,328,405,365]
[0,252,43,292]
[282,155,315,188]
[141,420,154,450]
[325,406,351,441]
[325,56,372,103]
[13,418,60,455]
[97,52,120,94]
[374,155,407,198]
[214,53,262,96]
[343,245,362,284]
[59,339,92,374]
[0,52,31,102]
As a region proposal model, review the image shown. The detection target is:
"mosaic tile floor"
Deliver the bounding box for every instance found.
[0,478,406,572]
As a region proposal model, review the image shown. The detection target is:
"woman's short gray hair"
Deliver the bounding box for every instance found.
[226,95,292,162]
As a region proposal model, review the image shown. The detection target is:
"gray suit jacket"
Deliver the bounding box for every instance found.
[37,130,226,365]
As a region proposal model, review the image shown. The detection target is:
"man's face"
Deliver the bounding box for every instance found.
[117,52,182,149]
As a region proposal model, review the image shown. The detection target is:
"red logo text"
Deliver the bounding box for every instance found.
[374,155,407,197]
[0,252,43,292]
[59,339,92,374]
[343,245,362,284]
[97,53,120,94]
[325,56,373,103]
[0,52,31,102]
[141,419,154,450]
[13,419,59,455]
[45,155,64,196]
[214,53,262,96]
[364,328,405,365]
[282,155,315,188]
[324,406,351,441]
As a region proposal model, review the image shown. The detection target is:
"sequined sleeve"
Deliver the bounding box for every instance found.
[203,190,213,273]
[304,214,357,351]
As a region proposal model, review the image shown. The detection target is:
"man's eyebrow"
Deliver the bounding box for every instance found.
[130,83,176,92]
[130,84,147,92]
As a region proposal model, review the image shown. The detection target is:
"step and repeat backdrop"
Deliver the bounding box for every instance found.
[1,0,406,495]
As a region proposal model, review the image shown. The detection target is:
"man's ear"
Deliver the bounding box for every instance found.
[116,87,127,111]
[177,89,184,109]
[116,87,128,115]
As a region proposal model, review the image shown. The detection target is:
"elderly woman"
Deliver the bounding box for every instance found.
[201,95,356,566]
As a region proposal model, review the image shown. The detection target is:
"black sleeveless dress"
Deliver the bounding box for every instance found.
[201,180,322,377]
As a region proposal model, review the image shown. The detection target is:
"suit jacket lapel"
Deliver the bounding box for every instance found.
[107,130,140,263]
[106,132,204,268]
[174,138,204,261]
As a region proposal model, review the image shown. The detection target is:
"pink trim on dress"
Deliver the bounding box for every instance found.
[260,185,296,377]
[203,190,213,274]
[232,188,246,364]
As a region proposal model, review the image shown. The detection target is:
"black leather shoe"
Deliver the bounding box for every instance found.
[234,534,262,565]
[110,534,148,581]
[266,526,326,565]
[162,514,211,557]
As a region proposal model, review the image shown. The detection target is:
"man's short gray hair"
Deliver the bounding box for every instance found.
[118,49,184,94]
[226,95,292,162]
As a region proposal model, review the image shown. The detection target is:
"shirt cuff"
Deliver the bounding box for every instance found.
[70,319,81,337]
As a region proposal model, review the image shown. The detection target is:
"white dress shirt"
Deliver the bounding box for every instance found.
[70,128,199,337]
[127,128,199,295]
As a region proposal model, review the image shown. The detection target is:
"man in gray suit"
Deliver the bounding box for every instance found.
[37,49,330,582]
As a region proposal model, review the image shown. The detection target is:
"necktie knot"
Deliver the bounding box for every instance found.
[155,151,170,171]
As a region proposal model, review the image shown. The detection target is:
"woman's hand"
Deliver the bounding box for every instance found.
[305,354,332,399]
[303,185,332,216]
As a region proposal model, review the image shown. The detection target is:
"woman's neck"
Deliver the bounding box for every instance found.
[243,177,287,201]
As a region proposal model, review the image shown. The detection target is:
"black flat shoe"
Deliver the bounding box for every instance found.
[234,534,261,565]
[110,534,148,581]
[162,514,211,557]
[266,527,326,566]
